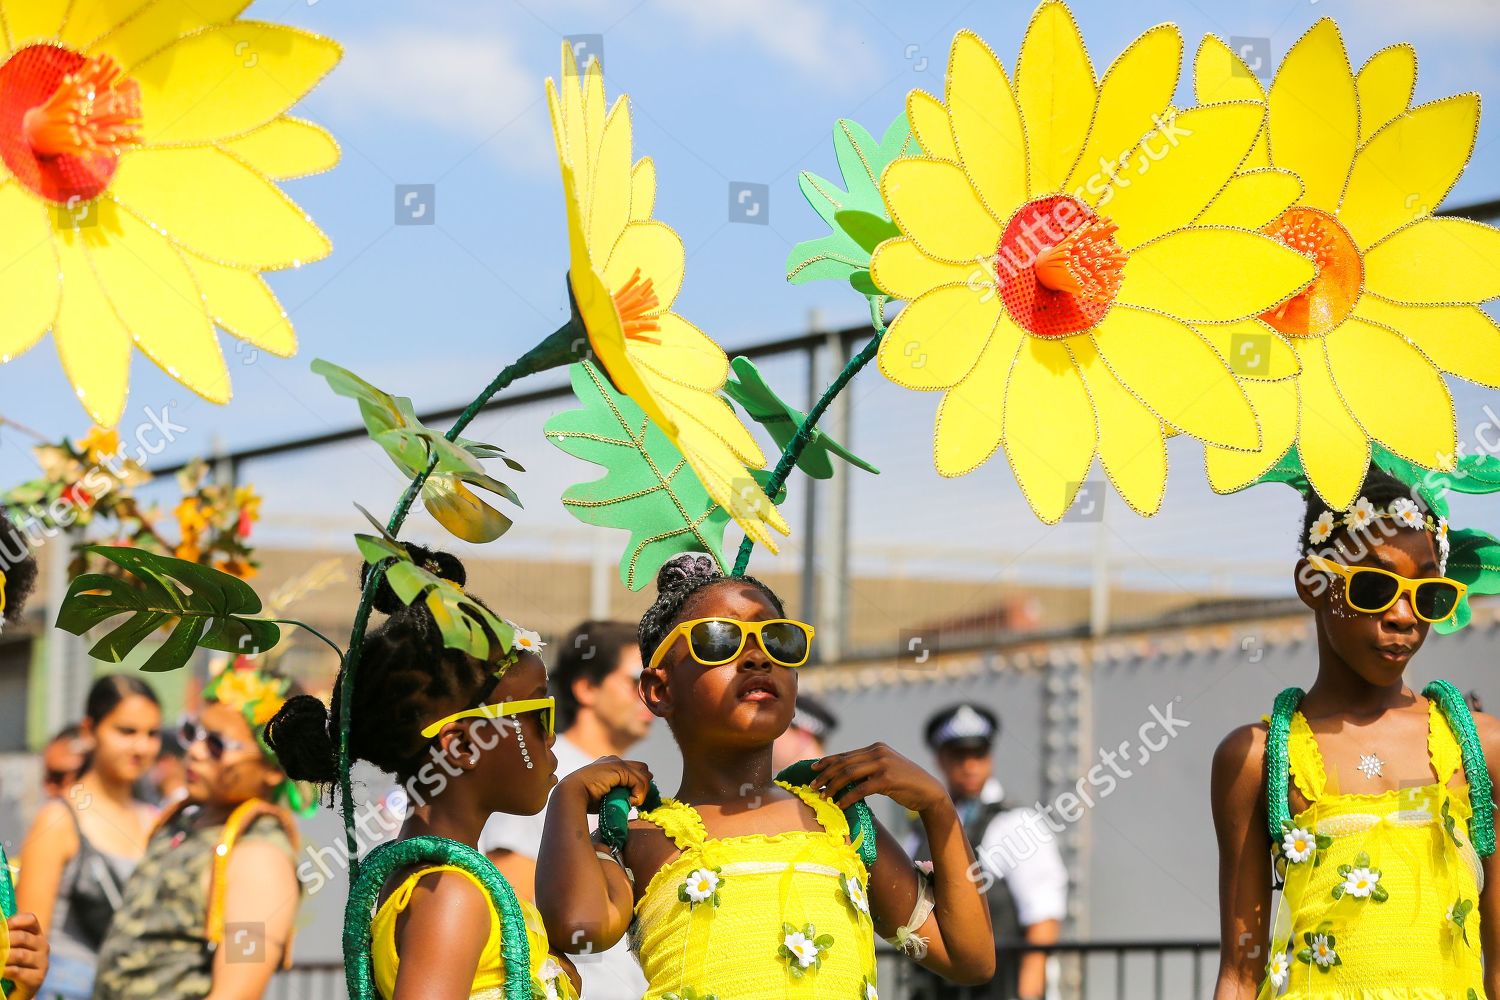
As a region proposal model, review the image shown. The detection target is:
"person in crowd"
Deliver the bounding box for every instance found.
[537,553,995,998]
[18,677,161,1000]
[906,703,1066,1000]
[266,545,579,1000]
[479,619,651,998]
[771,693,838,773]
[40,726,89,801]
[92,659,307,1000]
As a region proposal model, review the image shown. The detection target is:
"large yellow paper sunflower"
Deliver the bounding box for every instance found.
[0,2,340,426]
[872,1,1317,523]
[1195,21,1500,509]
[546,43,789,552]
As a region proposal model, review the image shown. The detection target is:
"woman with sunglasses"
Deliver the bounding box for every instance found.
[1211,465,1500,999]
[537,553,995,998]
[16,675,160,1000]
[265,545,579,1000]
[92,659,306,1000]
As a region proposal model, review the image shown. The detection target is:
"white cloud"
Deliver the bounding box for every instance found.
[319,29,552,174]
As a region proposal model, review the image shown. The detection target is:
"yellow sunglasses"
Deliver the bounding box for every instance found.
[647,617,815,671]
[1307,555,1466,623]
[420,696,555,740]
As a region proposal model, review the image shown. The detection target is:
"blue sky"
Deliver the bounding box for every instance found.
[4,0,1500,605]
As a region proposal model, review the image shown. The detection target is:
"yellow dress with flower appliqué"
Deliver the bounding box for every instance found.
[630,780,878,999]
[1264,700,1486,999]
[371,864,579,1000]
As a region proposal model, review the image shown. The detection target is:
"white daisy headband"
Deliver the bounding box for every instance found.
[494,619,547,673]
[1308,496,1450,572]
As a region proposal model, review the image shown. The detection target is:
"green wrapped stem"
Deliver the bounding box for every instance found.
[731,304,886,578]
[338,318,582,882]
[344,836,531,1000]
[1,844,13,997]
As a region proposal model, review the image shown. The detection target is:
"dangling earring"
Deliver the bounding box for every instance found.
[513,716,534,770]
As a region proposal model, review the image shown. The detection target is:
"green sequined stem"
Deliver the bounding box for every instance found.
[344,836,531,1000]
[1,844,14,997]
[1423,679,1495,858]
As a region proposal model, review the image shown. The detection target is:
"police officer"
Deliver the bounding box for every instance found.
[904,704,1067,1000]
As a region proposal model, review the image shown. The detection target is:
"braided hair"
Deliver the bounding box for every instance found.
[266,545,501,787]
[638,553,785,666]
[0,508,39,628]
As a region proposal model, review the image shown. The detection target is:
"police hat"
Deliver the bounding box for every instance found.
[924,702,999,752]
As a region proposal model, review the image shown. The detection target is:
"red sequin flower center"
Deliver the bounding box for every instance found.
[997,195,1126,338]
[1259,207,1363,338]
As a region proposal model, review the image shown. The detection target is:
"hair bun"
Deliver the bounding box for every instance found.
[265,695,338,784]
[657,552,718,593]
[361,543,467,614]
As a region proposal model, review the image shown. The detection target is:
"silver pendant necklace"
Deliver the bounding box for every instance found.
[1357,753,1384,779]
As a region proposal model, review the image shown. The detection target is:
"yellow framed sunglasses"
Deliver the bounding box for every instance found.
[1307,555,1466,623]
[648,617,815,671]
[420,696,555,740]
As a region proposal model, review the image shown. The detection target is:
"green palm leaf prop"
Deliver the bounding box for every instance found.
[723,356,878,480]
[313,359,523,544]
[786,113,917,297]
[56,546,282,672]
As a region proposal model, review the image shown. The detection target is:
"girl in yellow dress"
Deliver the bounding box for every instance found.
[1211,467,1500,999]
[537,554,996,998]
[267,545,578,1000]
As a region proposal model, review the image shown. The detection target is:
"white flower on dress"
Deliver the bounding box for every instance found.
[1389,497,1423,529]
[1282,827,1316,864]
[1310,933,1337,968]
[840,872,870,916]
[683,868,720,904]
[1309,511,1337,545]
[1267,951,1289,990]
[1345,498,1377,532]
[1341,867,1380,898]
[784,930,819,968]
[539,957,565,1000]
[505,620,547,654]
[864,978,879,1000]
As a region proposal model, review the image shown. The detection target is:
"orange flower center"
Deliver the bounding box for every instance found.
[1259,207,1362,338]
[997,195,1126,338]
[612,268,662,345]
[0,45,141,204]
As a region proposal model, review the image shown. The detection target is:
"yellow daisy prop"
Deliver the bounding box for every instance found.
[546,43,788,552]
[0,2,341,426]
[872,1,1318,522]
[1195,21,1500,509]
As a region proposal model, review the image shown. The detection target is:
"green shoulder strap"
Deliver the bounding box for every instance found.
[344,836,531,1000]
[1264,687,1306,840]
[1423,679,1496,858]
[1,843,14,997]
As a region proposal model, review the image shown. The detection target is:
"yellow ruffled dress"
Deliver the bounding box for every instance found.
[1265,700,1486,999]
[371,865,578,1000]
[630,780,877,999]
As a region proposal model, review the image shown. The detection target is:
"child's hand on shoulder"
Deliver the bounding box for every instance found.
[811,742,947,813]
[560,755,655,811]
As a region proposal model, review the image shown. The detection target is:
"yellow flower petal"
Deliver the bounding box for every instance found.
[933,314,1024,476]
[0,183,59,361]
[945,30,1026,222]
[1365,217,1500,305]
[1070,336,1166,516]
[220,116,340,181]
[1195,319,1299,381]
[883,157,1001,264]
[879,284,1002,391]
[1205,378,1299,493]
[1004,337,1095,523]
[86,202,228,403]
[906,89,958,163]
[583,56,607,168]
[1268,20,1357,209]
[91,0,251,68]
[183,252,295,358]
[1099,102,1265,250]
[1195,168,1302,230]
[109,146,331,270]
[133,24,341,145]
[1067,23,1182,196]
[1117,226,1314,322]
[54,233,130,426]
[1,0,68,48]
[1355,296,1500,388]
[630,157,655,221]
[1090,306,1258,449]
[1327,317,1454,469]
[1192,35,1269,168]
[602,220,684,313]
[59,0,153,50]
[1339,95,1479,249]
[1293,336,1369,510]
[1015,1,1095,193]
[628,313,728,393]
[1356,43,1416,144]
[869,237,976,303]
[650,375,766,469]
[589,99,633,261]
